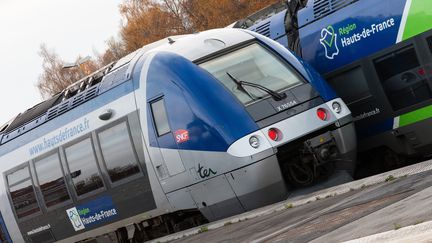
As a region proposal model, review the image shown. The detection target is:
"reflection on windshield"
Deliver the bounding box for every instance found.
[200,43,302,105]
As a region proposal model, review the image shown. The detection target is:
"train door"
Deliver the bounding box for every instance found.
[0,212,11,243]
[148,97,186,178]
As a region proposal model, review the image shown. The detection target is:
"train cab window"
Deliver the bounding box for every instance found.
[6,165,40,218]
[65,138,104,196]
[374,46,432,110]
[150,98,171,136]
[98,122,140,183]
[199,43,303,105]
[34,153,70,208]
[327,66,371,104]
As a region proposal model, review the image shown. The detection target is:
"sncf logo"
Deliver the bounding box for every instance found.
[320,25,340,59]
[175,129,189,143]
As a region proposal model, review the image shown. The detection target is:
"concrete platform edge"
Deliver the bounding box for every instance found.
[345,220,432,243]
[150,159,432,243]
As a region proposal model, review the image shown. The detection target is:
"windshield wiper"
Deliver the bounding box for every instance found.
[226,72,255,100]
[226,72,287,101]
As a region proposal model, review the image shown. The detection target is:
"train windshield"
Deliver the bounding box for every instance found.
[199,43,303,105]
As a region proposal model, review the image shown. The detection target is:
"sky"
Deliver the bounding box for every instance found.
[0,0,123,125]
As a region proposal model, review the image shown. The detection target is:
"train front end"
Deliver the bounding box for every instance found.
[143,29,357,221]
[198,30,357,186]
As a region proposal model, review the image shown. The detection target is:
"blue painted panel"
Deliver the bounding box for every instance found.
[246,31,337,101]
[146,52,259,151]
[248,10,287,40]
[0,212,11,243]
[299,0,407,74]
[269,10,288,40]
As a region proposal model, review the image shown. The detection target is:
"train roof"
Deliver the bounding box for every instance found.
[0,28,255,148]
[233,1,288,29]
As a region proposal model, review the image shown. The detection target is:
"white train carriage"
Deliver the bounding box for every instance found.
[0,28,356,242]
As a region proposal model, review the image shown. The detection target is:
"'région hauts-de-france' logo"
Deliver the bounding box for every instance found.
[320,25,340,59]
[319,18,397,60]
[67,207,85,231]
[66,196,118,231]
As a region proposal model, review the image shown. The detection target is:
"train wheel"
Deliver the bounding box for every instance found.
[284,159,336,187]
[316,161,335,181]
[285,162,314,187]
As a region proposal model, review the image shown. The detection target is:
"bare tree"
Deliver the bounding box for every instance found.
[36,44,98,99]
[161,0,191,32]
[97,37,127,66]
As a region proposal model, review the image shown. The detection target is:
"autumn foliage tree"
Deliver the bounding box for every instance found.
[182,0,279,31]
[120,0,280,52]
[119,0,191,53]
[37,0,279,98]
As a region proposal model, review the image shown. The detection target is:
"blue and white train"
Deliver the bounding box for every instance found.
[0,28,356,242]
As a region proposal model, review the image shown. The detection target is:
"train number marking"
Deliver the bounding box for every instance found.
[175,129,189,143]
[277,100,297,112]
[197,163,217,179]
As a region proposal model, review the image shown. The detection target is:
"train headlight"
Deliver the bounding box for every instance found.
[249,136,260,148]
[332,101,342,114]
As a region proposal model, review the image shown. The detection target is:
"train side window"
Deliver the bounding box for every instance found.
[64,138,104,197]
[28,230,55,243]
[150,98,171,136]
[98,121,141,183]
[34,152,70,208]
[374,46,432,110]
[327,66,371,104]
[6,165,40,218]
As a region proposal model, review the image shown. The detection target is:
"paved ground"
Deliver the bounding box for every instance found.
[151,160,432,243]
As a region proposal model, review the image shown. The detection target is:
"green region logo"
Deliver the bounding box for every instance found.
[319,25,340,59]
[78,208,90,216]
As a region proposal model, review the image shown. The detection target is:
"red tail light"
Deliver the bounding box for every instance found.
[418,68,426,76]
[317,108,328,121]
[268,128,280,141]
